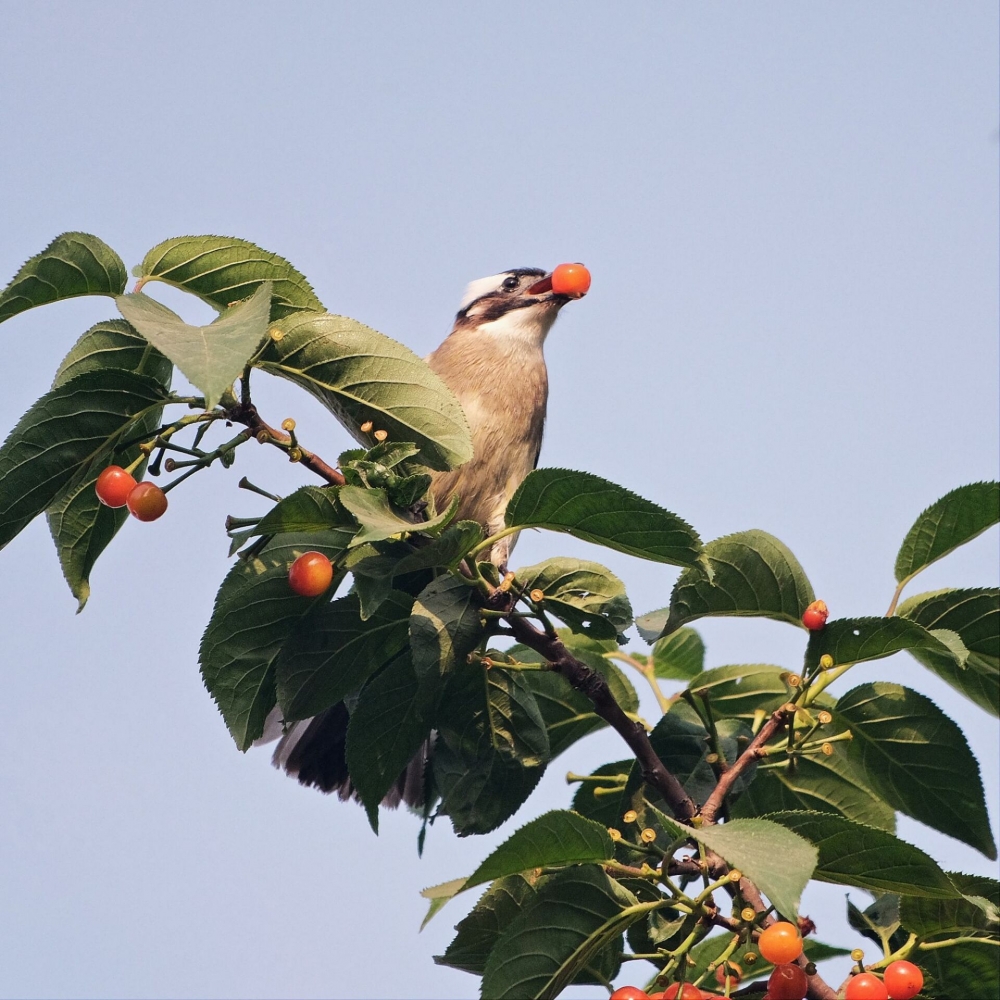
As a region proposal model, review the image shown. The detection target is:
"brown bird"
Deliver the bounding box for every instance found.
[263,266,580,803]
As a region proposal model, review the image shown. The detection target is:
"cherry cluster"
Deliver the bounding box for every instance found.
[608,920,923,1000]
[95,466,168,521]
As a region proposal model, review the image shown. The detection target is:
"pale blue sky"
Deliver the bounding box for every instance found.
[1,4,997,998]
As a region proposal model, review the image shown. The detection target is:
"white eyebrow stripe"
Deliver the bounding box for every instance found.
[458,273,506,311]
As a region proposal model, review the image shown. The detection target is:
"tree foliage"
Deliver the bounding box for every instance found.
[2,232,997,999]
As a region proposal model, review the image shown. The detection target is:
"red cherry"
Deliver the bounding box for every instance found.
[845,973,889,1000]
[610,988,649,1000]
[288,551,334,597]
[883,961,923,1000]
[126,481,168,521]
[95,465,137,508]
[757,922,803,965]
[802,599,829,630]
[663,985,702,1000]
[767,963,809,1000]
[550,262,592,298]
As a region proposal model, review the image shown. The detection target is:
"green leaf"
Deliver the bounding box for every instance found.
[464,810,614,894]
[250,485,353,537]
[198,533,349,750]
[0,369,167,551]
[481,865,645,1000]
[894,481,1000,585]
[900,886,1000,940]
[340,484,458,547]
[257,311,472,471]
[394,520,484,574]
[45,319,173,609]
[136,235,323,320]
[898,588,1000,715]
[345,651,435,830]
[686,663,794,720]
[837,682,997,859]
[117,281,272,409]
[762,810,960,897]
[409,574,483,681]
[516,557,633,639]
[650,627,705,680]
[435,874,541,976]
[513,632,638,759]
[731,753,896,832]
[433,664,549,836]
[686,818,817,919]
[920,941,1000,1000]
[640,530,816,640]
[505,468,704,568]
[52,317,174,388]
[0,232,127,324]
[847,893,906,952]
[420,876,470,930]
[274,591,413,721]
[804,616,965,672]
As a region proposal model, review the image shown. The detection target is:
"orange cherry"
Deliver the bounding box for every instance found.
[845,973,889,1000]
[126,481,168,521]
[95,466,137,508]
[802,599,829,630]
[288,551,334,597]
[757,922,803,965]
[550,262,592,298]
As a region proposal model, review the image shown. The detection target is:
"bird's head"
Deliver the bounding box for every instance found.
[451,267,581,346]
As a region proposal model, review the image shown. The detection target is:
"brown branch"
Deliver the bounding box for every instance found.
[228,402,345,486]
[499,604,697,822]
[700,708,788,825]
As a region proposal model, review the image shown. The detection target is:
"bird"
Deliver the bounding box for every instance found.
[261,266,580,806]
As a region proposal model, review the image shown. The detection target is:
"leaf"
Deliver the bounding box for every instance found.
[420,876,470,929]
[464,811,614,894]
[505,468,704,568]
[0,232,127,324]
[516,557,633,639]
[920,941,1000,1000]
[433,664,549,836]
[641,529,815,640]
[651,627,705,680]
[45,319,173,609]
[0,369,167,551]
[345,651,435,830]
[804,616,965,673]
[274,591,413,721]
[257,311,472,471]
[435,874,541,975]
[481,865,646,1000]
[409,574,483,681]
[898,588,1000,715]
[686,818,817,919]
[762,810,959,897]
[340,484,458,547]
[836,682,997,859]
[137,235,323,320]
[513,633,638,759]
[52,317,174,388]
[117,281,272,409]
[686,663,795,720]
[731,754,896,832]
[251,485,352,537]
[900,887,1000,940]
[894,481,1000,584]
[198,533,349,750]
[394,520,484,574]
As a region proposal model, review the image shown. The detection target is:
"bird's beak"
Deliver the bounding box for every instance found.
[526,274,554,295]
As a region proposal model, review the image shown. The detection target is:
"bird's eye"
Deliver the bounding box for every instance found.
[501,275,520,291]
